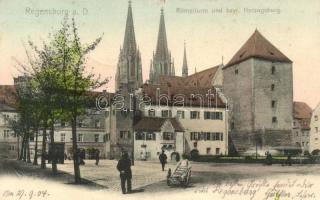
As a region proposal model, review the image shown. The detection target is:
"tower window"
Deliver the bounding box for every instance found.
[271,100,276,108]
[272,117,278,123]
[271,65,276,74]
[271,84,275,91]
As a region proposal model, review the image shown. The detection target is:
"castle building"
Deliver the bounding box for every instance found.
[223,30,294,154]
[148,9,175,84]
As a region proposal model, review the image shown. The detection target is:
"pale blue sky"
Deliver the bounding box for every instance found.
[0,0,319,108]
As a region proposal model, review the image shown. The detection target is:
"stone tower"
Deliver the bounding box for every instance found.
[182,42,188,77]
[149,8,175,84]
[115,1,143,93]
[223,30,293,154]
[108,1,141,159]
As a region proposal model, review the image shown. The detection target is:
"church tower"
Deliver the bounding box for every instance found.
[149,8,175,84]
[115,1,143,93]
[108,1,142,160]
[182,42,188,77]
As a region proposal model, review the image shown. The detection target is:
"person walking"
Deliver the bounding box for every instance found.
[95,149,100,166]
[117,152,132,194]
[159,150,167,171]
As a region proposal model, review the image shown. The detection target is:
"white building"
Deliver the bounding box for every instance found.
[133,117,184,161]
[309,103,320,153]
[0,102,19,159]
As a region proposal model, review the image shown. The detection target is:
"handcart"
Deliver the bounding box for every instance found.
[167,165,191,187]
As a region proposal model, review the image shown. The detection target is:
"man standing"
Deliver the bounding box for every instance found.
[159,150,167,171]
[95,149,100,166]
[117,152,132,194]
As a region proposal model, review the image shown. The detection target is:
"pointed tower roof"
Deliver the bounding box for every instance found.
[155,8,169,60]
[182,41,188,77]
[224,29,292,68]
[122,1,136,55]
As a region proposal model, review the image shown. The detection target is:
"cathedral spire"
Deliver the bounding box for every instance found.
[116,1,143,92]
[155,8,169,61]
[122,0,136,55]
[182,41,188,77]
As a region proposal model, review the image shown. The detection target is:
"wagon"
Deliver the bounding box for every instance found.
[167,165,191,187]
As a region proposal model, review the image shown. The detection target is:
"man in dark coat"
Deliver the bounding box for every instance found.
[117,152,132,194]
[159,150,167,171]
[95,149,100,166]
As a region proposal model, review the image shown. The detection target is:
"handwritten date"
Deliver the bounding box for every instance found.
[3,189,50,200]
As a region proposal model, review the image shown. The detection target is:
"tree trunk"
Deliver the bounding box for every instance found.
[41,126,47,169]
[72,117,81,183]
[50,123,58,175]
[19,134,24,160]
[33,129,39,165]
[27,136,31,163]
[23,133,27,162]
[17,135,20,160]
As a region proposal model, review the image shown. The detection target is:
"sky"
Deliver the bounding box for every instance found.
[0,0,319,108]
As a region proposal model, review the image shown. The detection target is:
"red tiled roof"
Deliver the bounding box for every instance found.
[141,83,225,108]
[134,117,184,132]
[159,65,220,88]
[224,30,292,68]
[293,101,312,130]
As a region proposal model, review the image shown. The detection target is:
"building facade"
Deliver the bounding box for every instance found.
[292,102,312,153]
[0,103,19,159]
[223,30,293,155]
[309,103,320,153]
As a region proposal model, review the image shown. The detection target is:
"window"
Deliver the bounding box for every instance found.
[135,132,145,140]
[95,120,100,128]
[60,133,65,142]
[271,84,275,91]
[148,109,155,117]
[293,121,296,126]
[61,122,66,127]
[296,132,299,137]
[103,134,110,142]
[120,131,129,139]
[177,110,185,119]
[204,112,223,120]
[77,134,83,142]
[190,111,200,119]
[163,132,174,140]
[302,142,305,146]
[206,148,211,155]
[235,69,238,75]
[3,130,10,138]
[190,132,223,141]
[315,116,318,121]
[106,111,110,118]
[94,134,99,142]
[302,132,305,137]
[272,117,278,123]
[271,100,276,108]
[161,110,172,118]
[271,65,275,74]
[216,148,220,155]
[78,120,83,128]
[316,127,319,133]
[146,132,156,140]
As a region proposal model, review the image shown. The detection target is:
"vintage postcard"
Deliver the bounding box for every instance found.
[0,0,320,199]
